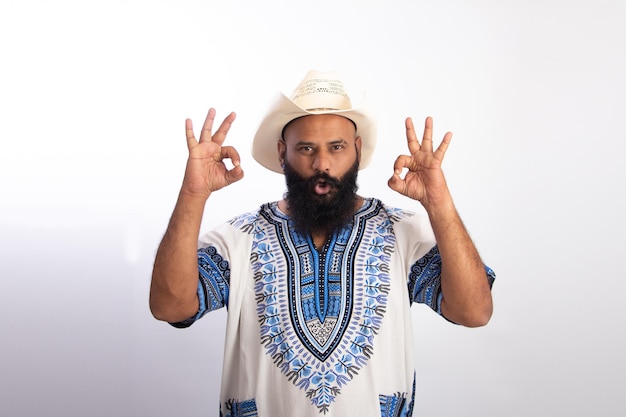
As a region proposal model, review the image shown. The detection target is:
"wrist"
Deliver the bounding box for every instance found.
[422,193,456,218]
[179,186,212,203]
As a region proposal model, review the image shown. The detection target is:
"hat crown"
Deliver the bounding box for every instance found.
[290,70,352,112]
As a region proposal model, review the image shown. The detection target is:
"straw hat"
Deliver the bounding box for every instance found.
[252,70,377,174]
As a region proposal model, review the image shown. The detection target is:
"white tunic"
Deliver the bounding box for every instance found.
[173,198,493,416]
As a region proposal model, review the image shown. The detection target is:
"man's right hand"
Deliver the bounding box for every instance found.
[182,108,244,199]
[149,109,243,322]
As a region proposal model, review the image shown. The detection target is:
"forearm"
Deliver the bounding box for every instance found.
[425,198,493,327]
[149,190,209,322]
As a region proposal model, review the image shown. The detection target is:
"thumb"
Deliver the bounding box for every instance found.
[387,173,403,193]
[225,165,244,185]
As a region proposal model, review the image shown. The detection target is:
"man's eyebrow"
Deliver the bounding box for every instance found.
[326,138,349,146]
[294,138,348,146]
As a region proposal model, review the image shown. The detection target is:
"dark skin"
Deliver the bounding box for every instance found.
[277,114,362,249]
[149,109,241,322]
[150,109,492,327]
[388,116,492,326]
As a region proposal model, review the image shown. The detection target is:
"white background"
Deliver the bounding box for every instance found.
[1,0,625,416]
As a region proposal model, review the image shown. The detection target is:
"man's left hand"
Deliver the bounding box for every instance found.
[388,116,453,209]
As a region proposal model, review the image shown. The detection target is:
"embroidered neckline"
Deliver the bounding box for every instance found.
[251,198,394,413]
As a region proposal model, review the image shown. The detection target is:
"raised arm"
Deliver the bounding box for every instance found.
[149,109,243,323]
[388,116,493,327]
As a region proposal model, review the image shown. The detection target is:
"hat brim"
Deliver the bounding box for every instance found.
[252,93,377,174]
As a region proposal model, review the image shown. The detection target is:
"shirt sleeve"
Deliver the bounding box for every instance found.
[407,245,444,313]
[169,245,231,329]
[407,245,496,316]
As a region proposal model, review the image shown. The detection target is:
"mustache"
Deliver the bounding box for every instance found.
[283,158,360,234]
[306,172,341,187]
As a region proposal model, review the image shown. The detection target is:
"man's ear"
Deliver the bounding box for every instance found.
[277,139,286,166]
[355,136,362,161]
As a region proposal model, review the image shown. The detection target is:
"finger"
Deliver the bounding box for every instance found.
[221,146,241,168]
[387,167,407,195]
[421,116,434,153]
[185,118,197,150]
[225,164,245,185]
[221,146,244,184]
[392,154,412,175]
[212,112,237,146]
[405,117,421,155]
[434,131,453,162]
[387,174,403,193]
[199,108,217,143]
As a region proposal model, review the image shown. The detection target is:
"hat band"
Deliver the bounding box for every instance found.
[306,107,345,112]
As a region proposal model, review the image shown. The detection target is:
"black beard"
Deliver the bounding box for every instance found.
[283,159,359,235]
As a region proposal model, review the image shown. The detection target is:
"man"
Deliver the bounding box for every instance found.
[150,70,495,416]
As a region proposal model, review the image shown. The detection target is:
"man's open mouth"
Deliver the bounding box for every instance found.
[314,179,331,195]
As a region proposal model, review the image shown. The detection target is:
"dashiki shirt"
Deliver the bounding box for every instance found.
[173,198,495,417]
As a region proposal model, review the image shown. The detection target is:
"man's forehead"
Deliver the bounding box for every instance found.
[282,114,357,139]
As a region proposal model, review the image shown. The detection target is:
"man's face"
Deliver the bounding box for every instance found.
[279,114,361,182]
[279,114,362,233]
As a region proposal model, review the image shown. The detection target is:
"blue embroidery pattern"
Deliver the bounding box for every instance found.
[379,374,416,417]
[170,245,231,328]
[198,245,231,310]
[408,246,442,311]
[247,199,393,414]
[221,398,258,417]
[407,246,496,313]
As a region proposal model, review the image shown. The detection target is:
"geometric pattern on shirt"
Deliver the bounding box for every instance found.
[407,245,496,314]
[379,372,416,417]
[170,246,231,329]
[407,245,443,310]
[242,198,394,414]
[198,245,231,310]
[221,398,258,417]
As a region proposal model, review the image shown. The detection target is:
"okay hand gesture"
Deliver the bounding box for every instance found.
[388,116,453,209]
[182,108,244,199]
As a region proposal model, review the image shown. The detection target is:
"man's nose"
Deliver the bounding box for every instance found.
[312,152,331,172]
[313,152,331,172]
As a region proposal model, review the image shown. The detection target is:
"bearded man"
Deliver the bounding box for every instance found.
[149,70,495,417]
